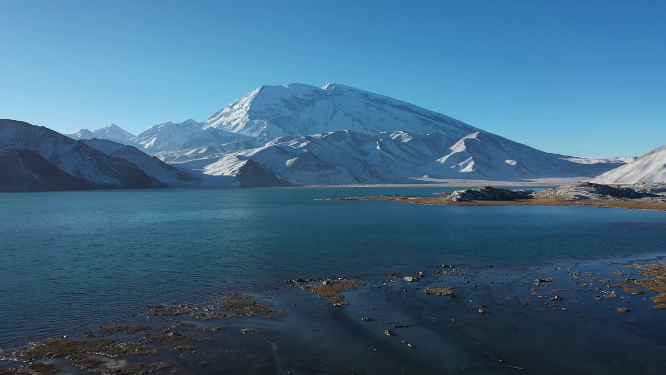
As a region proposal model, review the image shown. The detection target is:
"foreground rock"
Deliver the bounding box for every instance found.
[291,278,366,307]
[423,287,456,296]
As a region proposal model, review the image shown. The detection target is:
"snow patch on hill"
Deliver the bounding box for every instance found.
[591,144,666,183]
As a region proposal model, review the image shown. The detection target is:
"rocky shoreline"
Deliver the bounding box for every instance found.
[328,182,666,211]
[2,258,666,374]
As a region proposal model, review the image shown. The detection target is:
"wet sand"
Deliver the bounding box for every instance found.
[3,258,666,374]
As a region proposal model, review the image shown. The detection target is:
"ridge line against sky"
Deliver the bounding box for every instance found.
[1,0,664,158]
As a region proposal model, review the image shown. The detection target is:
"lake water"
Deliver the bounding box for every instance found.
[2,187,666,373]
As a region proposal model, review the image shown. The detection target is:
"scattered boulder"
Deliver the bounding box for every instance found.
[423,287,456,297]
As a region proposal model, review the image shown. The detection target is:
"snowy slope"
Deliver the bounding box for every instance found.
[0,119,165,190]
[73,82,629,186]
[67,124,136,145]
[415,131,625,181]
[81,139,200,187]
[131,119,201,153]
[158,129,628,185]
[200,157,291,187]
[591,144,666,183]
[8,84,630,189]
[203,83,479,139]
[142,83,626,184]
[0,149,95,192]
[132,119,255,153]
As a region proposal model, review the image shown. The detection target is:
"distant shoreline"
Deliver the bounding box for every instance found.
[295,180,578,188]
[327,195,666,211]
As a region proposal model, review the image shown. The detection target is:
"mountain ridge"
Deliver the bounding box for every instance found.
[202,83,479,140]
[591,144,666,183]
[3,83,640,190]
[67,124,136,145]
[143,83,629,185]
[0,119,165,191]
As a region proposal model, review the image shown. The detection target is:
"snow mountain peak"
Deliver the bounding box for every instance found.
[201,82,479,140]
[121,83,635,186]
[66,123,136,145]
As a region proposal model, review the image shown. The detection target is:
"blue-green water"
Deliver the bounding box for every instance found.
[2,186,666,347]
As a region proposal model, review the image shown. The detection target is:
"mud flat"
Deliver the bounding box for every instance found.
[3,258,666,374]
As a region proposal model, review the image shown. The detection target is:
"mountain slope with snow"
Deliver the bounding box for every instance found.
[81,139,200,187]
[591,144,666,183]
[0,119,165,191]
[139,83,628,185]
[42,83,633,187]
[414,131,625,181]
[0,149,95,192]
[203,83,479,139]
[133,119,255,153]
[158,129,628,185]
[67,124,136,145]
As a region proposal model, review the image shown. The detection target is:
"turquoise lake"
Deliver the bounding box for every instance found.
[2,186,666,348]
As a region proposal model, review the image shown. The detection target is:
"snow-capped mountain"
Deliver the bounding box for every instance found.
[203,83,479,139]
[9,83,630,189]
[591,144,666,183]
[0,119,164,191]
[141,83,629,185]
[134,83,478,155]
[67,124,136,145]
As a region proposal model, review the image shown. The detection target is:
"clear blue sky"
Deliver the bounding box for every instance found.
[1,0,664,158]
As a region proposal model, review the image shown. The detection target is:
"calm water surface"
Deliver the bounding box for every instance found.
[1,186,666,346]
